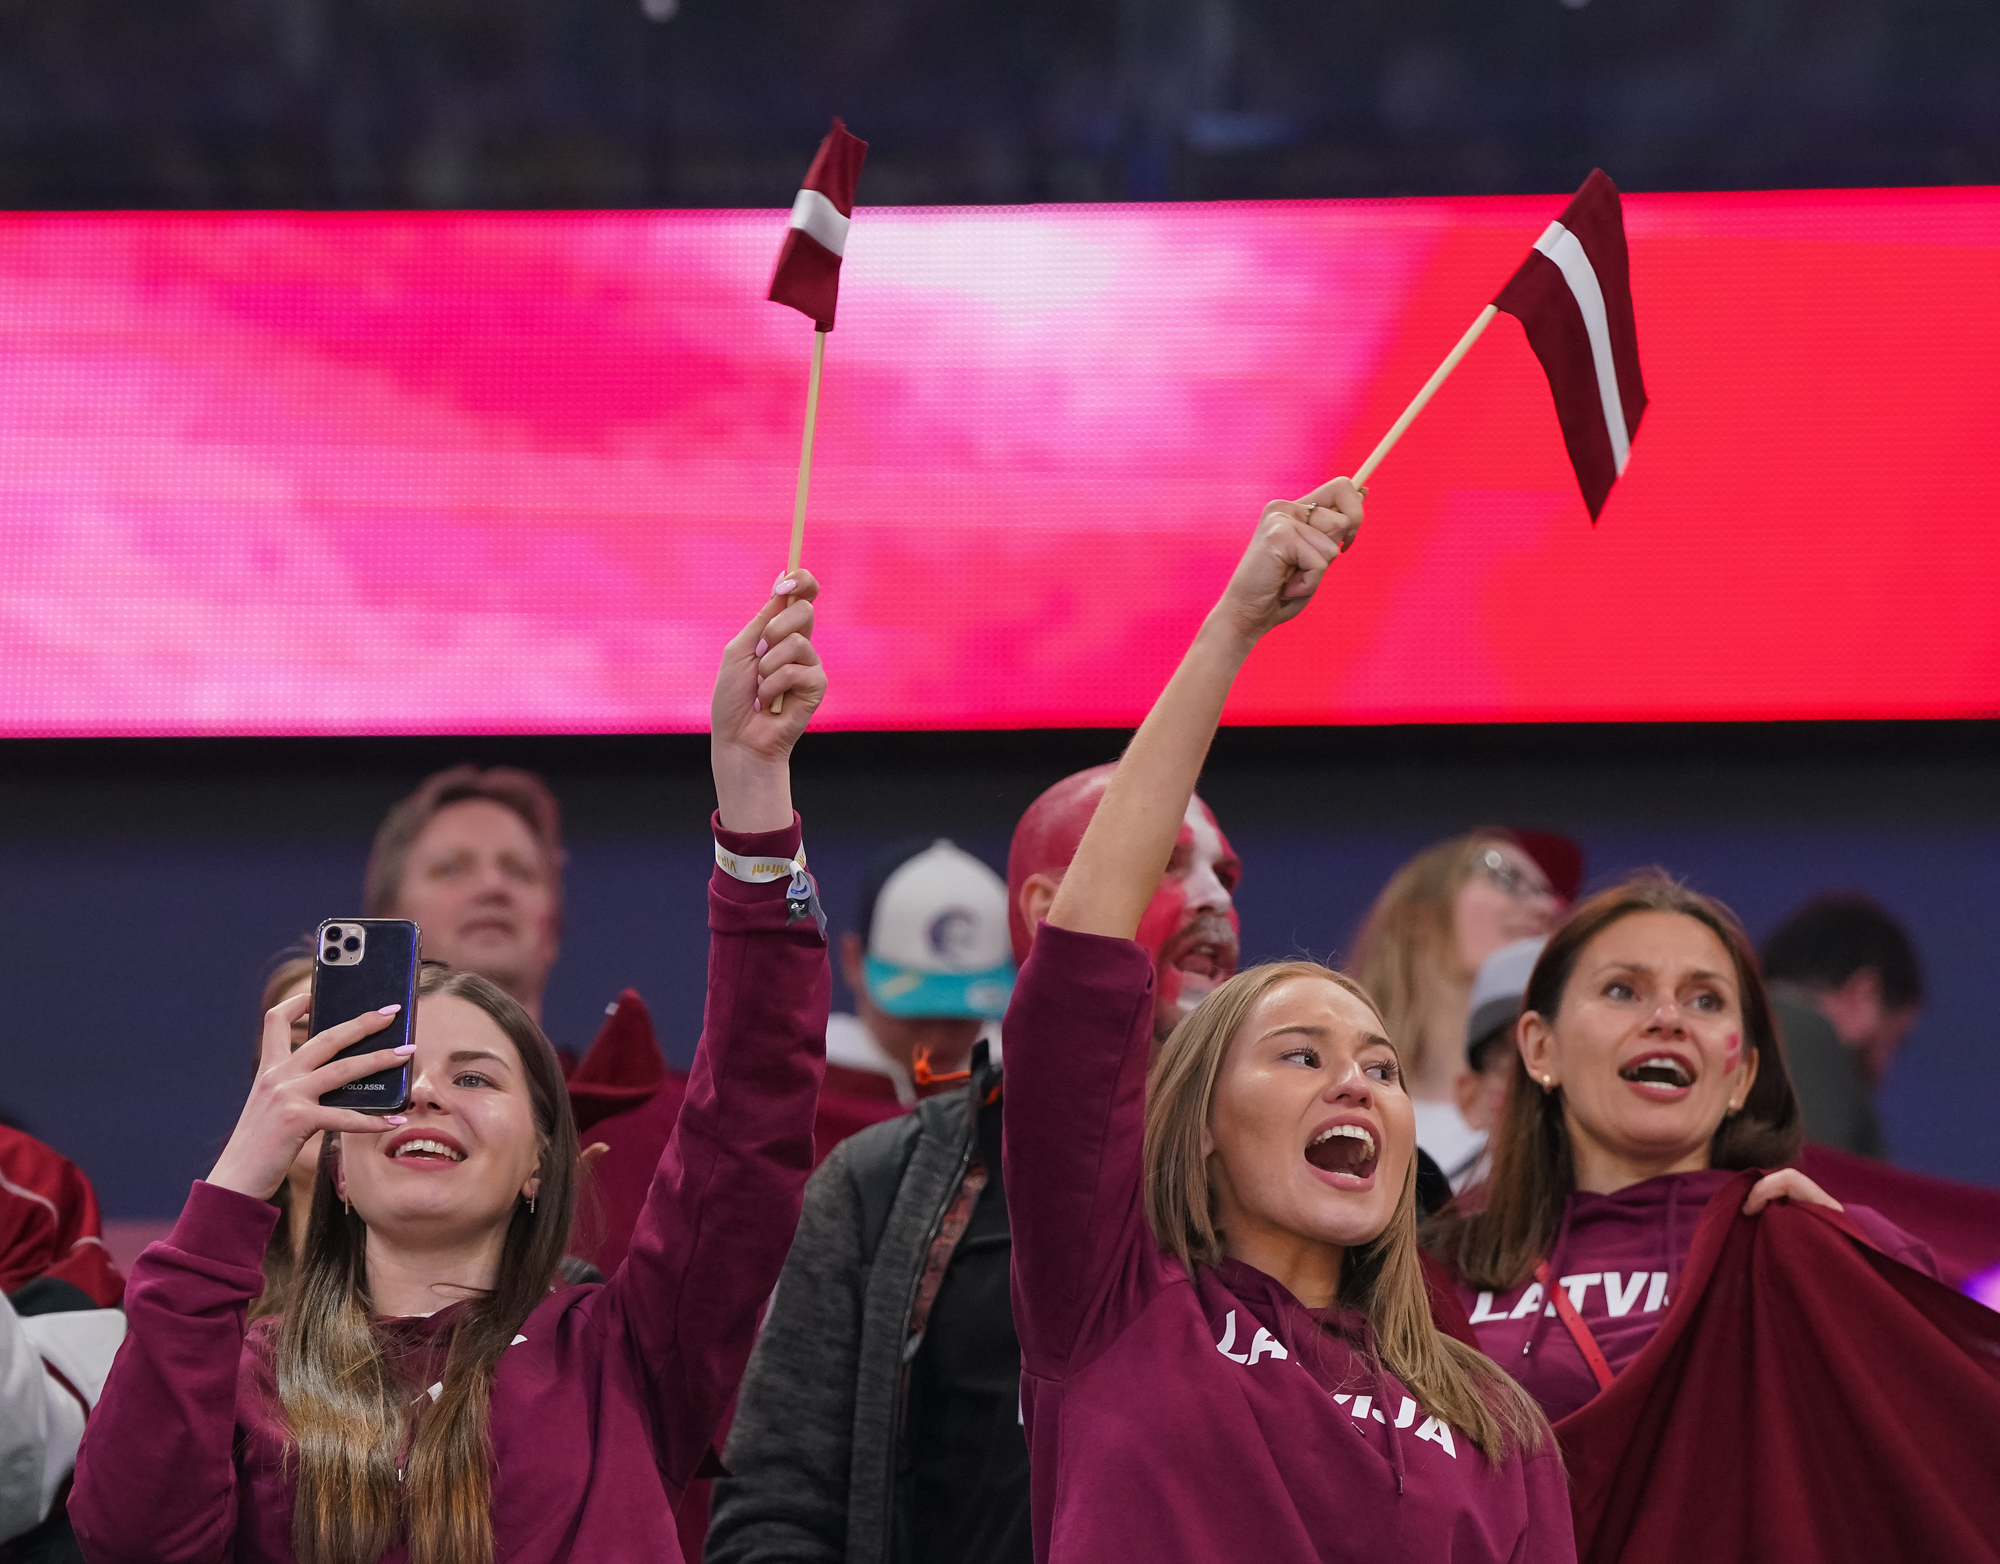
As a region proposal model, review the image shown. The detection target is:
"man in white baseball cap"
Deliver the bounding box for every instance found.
[827,838,1015,1118]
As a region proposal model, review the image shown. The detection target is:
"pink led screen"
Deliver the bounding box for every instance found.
[0,190,1995,735]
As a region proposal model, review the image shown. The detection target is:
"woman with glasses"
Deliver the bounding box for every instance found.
[1351,835,1565,1183]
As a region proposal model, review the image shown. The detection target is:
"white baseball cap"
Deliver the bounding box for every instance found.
[862,839,1015,1019]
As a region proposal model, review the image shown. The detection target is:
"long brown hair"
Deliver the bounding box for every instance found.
[1350,831,1517,1090]
[276,968,579,1564]
[1144,960,1548,1462]
[1424,873,1802,1291]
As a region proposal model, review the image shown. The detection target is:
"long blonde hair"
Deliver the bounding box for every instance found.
[1143,960,1548,1462]
[276,968,579,1564]
[1350,832,1514,1090]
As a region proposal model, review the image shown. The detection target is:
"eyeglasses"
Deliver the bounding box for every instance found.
[1477,847,1556,904]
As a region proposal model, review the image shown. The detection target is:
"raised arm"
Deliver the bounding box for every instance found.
[1006,483,1364,1372]
[706,1141,877,1564]
[596,568,833,1490]
[1046,478,1364,939]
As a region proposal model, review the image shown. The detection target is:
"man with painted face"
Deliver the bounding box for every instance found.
[1008,763,1242,1045]
[706,765,1240,1564]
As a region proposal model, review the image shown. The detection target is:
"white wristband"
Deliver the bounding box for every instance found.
[714,840,808,885]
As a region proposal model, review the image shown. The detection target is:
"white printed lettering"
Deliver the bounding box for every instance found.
[1247,1327,1289,1365]
[1603,1272,1648,1317]
[1559,1273,1602,1312]
[1332,1393,1353,1405]
[1215,1310,1250,1363]
[1509,1283,1546,1320]
[1394,1396,1418,1429]
[1414,1417,1458,1458]
[1467,1290,1509,1324]
[1645,1271,1669,1313]
[1349,1394,1372,1420]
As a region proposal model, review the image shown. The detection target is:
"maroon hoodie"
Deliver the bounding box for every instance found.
[1002,924,1575,1564]
[68,815,828,1564]
[1447,1169,1936,1422]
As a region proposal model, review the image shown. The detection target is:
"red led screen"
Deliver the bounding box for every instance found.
[0,189,1993,735]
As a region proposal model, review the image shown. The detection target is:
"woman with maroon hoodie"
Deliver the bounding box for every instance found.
[1005,485,1575,1564]
[1421,875,1934,1424]
[70,570,832,1564]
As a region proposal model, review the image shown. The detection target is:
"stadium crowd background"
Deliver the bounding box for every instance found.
[4,6,2000,1562]
[0,0,1996,1236]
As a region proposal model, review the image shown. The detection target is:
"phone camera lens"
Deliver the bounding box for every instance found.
[343,936,362,952]
[325,925,344,939]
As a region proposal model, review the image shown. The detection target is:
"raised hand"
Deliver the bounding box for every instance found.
[206,993,412,1201]
[711,567,827,833]
[1211,477,1365,646]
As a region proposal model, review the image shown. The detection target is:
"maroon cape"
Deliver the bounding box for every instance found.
[1798,1142,2000,1289]
[1435,1171,2000,1563]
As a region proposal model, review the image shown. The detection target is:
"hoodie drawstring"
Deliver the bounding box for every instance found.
[1666,1178,1684,1299]
[1522,1195,1578,1366]
[1373,1359,1407,1496]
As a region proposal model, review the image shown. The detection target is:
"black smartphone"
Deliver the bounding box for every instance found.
[312,919,420,1112]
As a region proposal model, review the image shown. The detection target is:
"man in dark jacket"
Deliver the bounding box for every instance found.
[706,765,1241,1564]
[1761,892,1924,1159]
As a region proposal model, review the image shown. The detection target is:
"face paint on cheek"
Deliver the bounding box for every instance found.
[1723,1032,1742,1073]
[1135,881,1191,1016]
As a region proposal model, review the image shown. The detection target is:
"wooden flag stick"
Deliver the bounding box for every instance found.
[770,328,826,717]
[1350,304,1498,487]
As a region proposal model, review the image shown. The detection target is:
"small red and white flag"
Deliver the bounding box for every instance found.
[769,118,869,332]
[1494,169,1647,520]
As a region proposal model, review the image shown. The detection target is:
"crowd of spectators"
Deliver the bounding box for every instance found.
[5,534,1996,1564]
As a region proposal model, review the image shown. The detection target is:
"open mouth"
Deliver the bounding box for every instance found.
[389,1137,465,1163]
[1619,1054,1695,1093]
[1173,941,1227,1000]
[1165,915,1238,1005]
[1305,1123,1378,1178]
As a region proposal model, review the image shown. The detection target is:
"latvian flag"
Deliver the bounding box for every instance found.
[1494,169,1647,520]
[769,118,868,332]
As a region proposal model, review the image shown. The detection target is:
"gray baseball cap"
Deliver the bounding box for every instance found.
[1465,936,1549,1068]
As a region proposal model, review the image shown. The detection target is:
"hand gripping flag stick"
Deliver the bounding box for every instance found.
[1339,169,1647,521]
[766,117,868,712]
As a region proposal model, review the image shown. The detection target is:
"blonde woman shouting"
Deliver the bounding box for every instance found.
[1003,487,1572,1563]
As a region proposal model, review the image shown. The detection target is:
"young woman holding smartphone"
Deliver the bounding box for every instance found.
[72,570,831,1564]
[1003,488,1574,1564]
